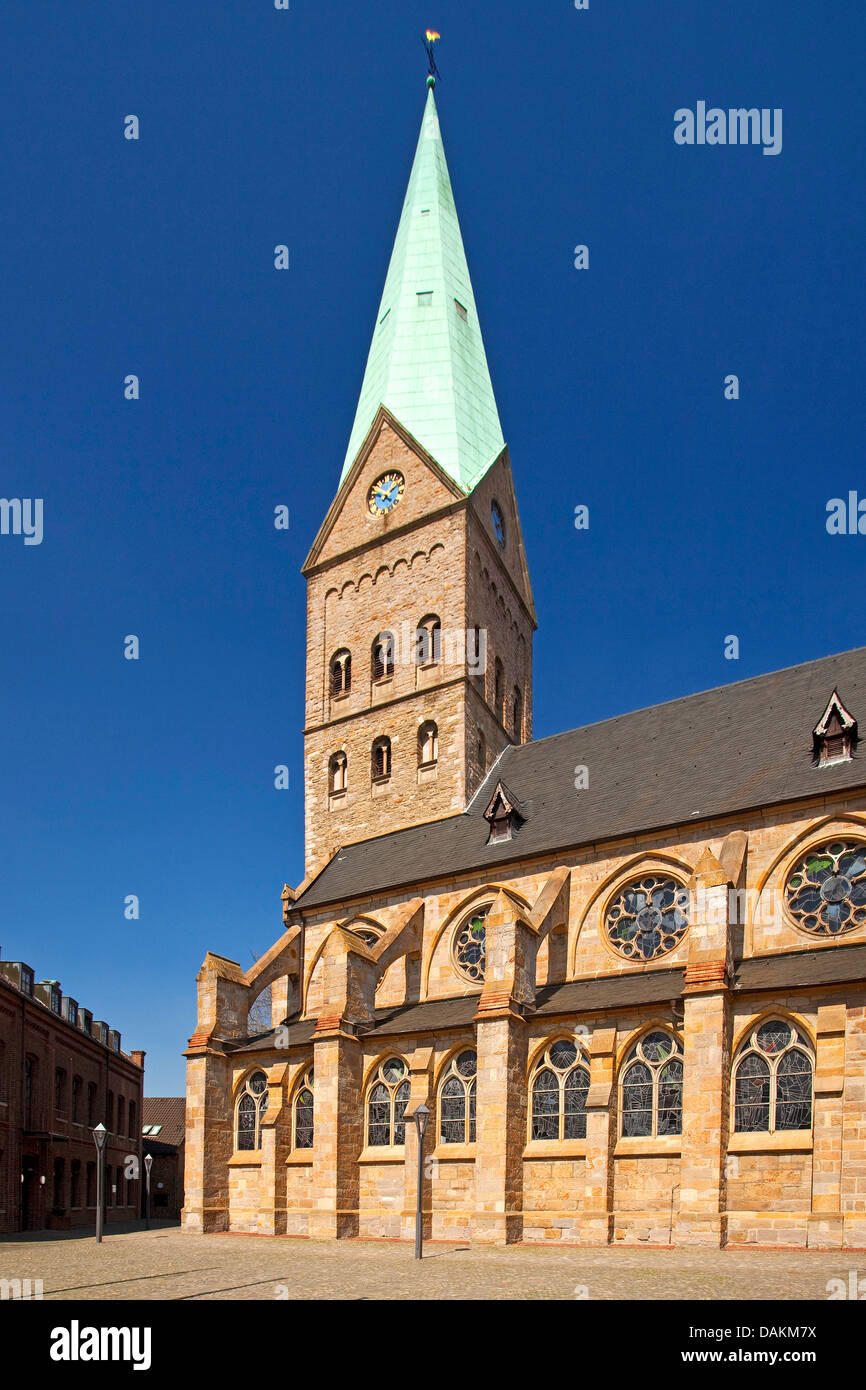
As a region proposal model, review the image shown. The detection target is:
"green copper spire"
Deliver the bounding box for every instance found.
[340,88,505,492]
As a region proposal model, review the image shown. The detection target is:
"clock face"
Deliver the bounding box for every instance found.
[491,501,506,546]
[368,471,405,516]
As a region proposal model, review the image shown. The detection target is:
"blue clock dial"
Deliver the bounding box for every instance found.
[368,471,405,515]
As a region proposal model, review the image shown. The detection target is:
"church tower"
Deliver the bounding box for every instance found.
[302,83,535,880]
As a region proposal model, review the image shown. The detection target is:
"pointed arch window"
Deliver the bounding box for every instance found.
[494,659,504,723]
[415,614,442,666]
[366,1058,410,1147]
[235,1070,268,1152]
[329,751,347,795]
[512,686,523,740]
[293,1067,314,1150]
[330,649,351,697]
[477,733,486,774]
[372,632,395,683]
[733,1019,813,1133]
[418,720,438,767]
[439,1050,477,1144]
[372,736,392,781]
[530,1039,590,1141]
[620,1031,683,1137]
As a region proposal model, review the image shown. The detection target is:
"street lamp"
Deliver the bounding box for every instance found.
[410,1103,430,1260]
[92,1124,108,1244]
[144,1153,153,1230]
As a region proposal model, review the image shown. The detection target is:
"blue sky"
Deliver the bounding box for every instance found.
[1,2,864,1093]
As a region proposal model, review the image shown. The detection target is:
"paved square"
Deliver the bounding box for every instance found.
[0,1223,863,1300]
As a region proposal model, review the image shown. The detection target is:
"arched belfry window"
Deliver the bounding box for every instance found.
[512,686,523,740]
[293,1067,314,1150]
[329,751,347,795]
[366,1058,410,1147]
[439,1051,477,1144]
[418,720,438,767]
[330,649,351,697]
[620,1031,683,1137]
[236,1070,268,1151]
[415,614,442,666]
[372,736,392,781]
[494,659,505,724]
[733,1019,813,1133]
[372,632,395,683]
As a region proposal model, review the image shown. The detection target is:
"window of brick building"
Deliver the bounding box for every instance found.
[87,1082,97,1127]
[54,1068,67,1115]
[70,1160,81,1208]
[117,1096,125,1137]
[52,1158,65,1210]
[86,1163,96,1208]
[414,614,441,666]
[371,632,395,683]
[72,1075,82,1124]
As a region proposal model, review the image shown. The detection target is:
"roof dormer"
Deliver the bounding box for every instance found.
[812,688,858,768]
[483,780,525,844]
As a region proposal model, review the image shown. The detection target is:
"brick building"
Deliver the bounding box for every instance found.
[0,956,144,1232]
[141,1098,185,1220]
[182,81,866,1249]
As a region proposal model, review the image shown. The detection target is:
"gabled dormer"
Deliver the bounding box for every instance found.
[812,688,858,767]
[483,779,525,844]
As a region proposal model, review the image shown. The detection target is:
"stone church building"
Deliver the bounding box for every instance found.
[183,82,866,1248]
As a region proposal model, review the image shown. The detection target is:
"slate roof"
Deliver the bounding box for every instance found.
[340,87,505,492]
[295,646,866,912]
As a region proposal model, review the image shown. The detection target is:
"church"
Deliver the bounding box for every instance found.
[182,80,866,1249]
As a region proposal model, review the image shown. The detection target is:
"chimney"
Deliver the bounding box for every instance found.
[130,1050,146,1070]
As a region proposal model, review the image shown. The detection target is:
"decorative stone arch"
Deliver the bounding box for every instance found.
[408,549,427,569]
[432,1038,479,1091]
[570,850,696,976]
[373,564,390,586]
[747,812,866,952]
[615,1018,684,1073]
[357,572,373,593]
[338,579,355,599]
[730,1006,816,1059]
[325,585,340,602]
[361,1047,410,1095]
[422,882,532,996]
[526,1027,590,1079]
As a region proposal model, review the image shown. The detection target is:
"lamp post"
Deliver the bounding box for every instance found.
[92,1124,107,1244]
[144,1153,153,1230]
[410,1103,430,1260]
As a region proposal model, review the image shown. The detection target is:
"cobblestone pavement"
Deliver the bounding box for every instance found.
[0,1223,862,1300]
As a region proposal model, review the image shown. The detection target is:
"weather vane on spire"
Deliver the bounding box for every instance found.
[423,31,441,85]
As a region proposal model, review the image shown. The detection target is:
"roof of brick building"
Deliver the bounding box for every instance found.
[142,1097,186,1148]
[294,645,866,911]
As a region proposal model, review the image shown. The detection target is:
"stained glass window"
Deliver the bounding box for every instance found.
[784,840,866,937]
[367,1057,410,1146]
[620,1031,683,1137]
[439,1050,477,1144]
[235,1070,268,1152]
[454,907,488,983]
[293,1067,314,1150]
[733,1019,813,1132]
[605,876,689,961]
[530,1038,590,1141]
